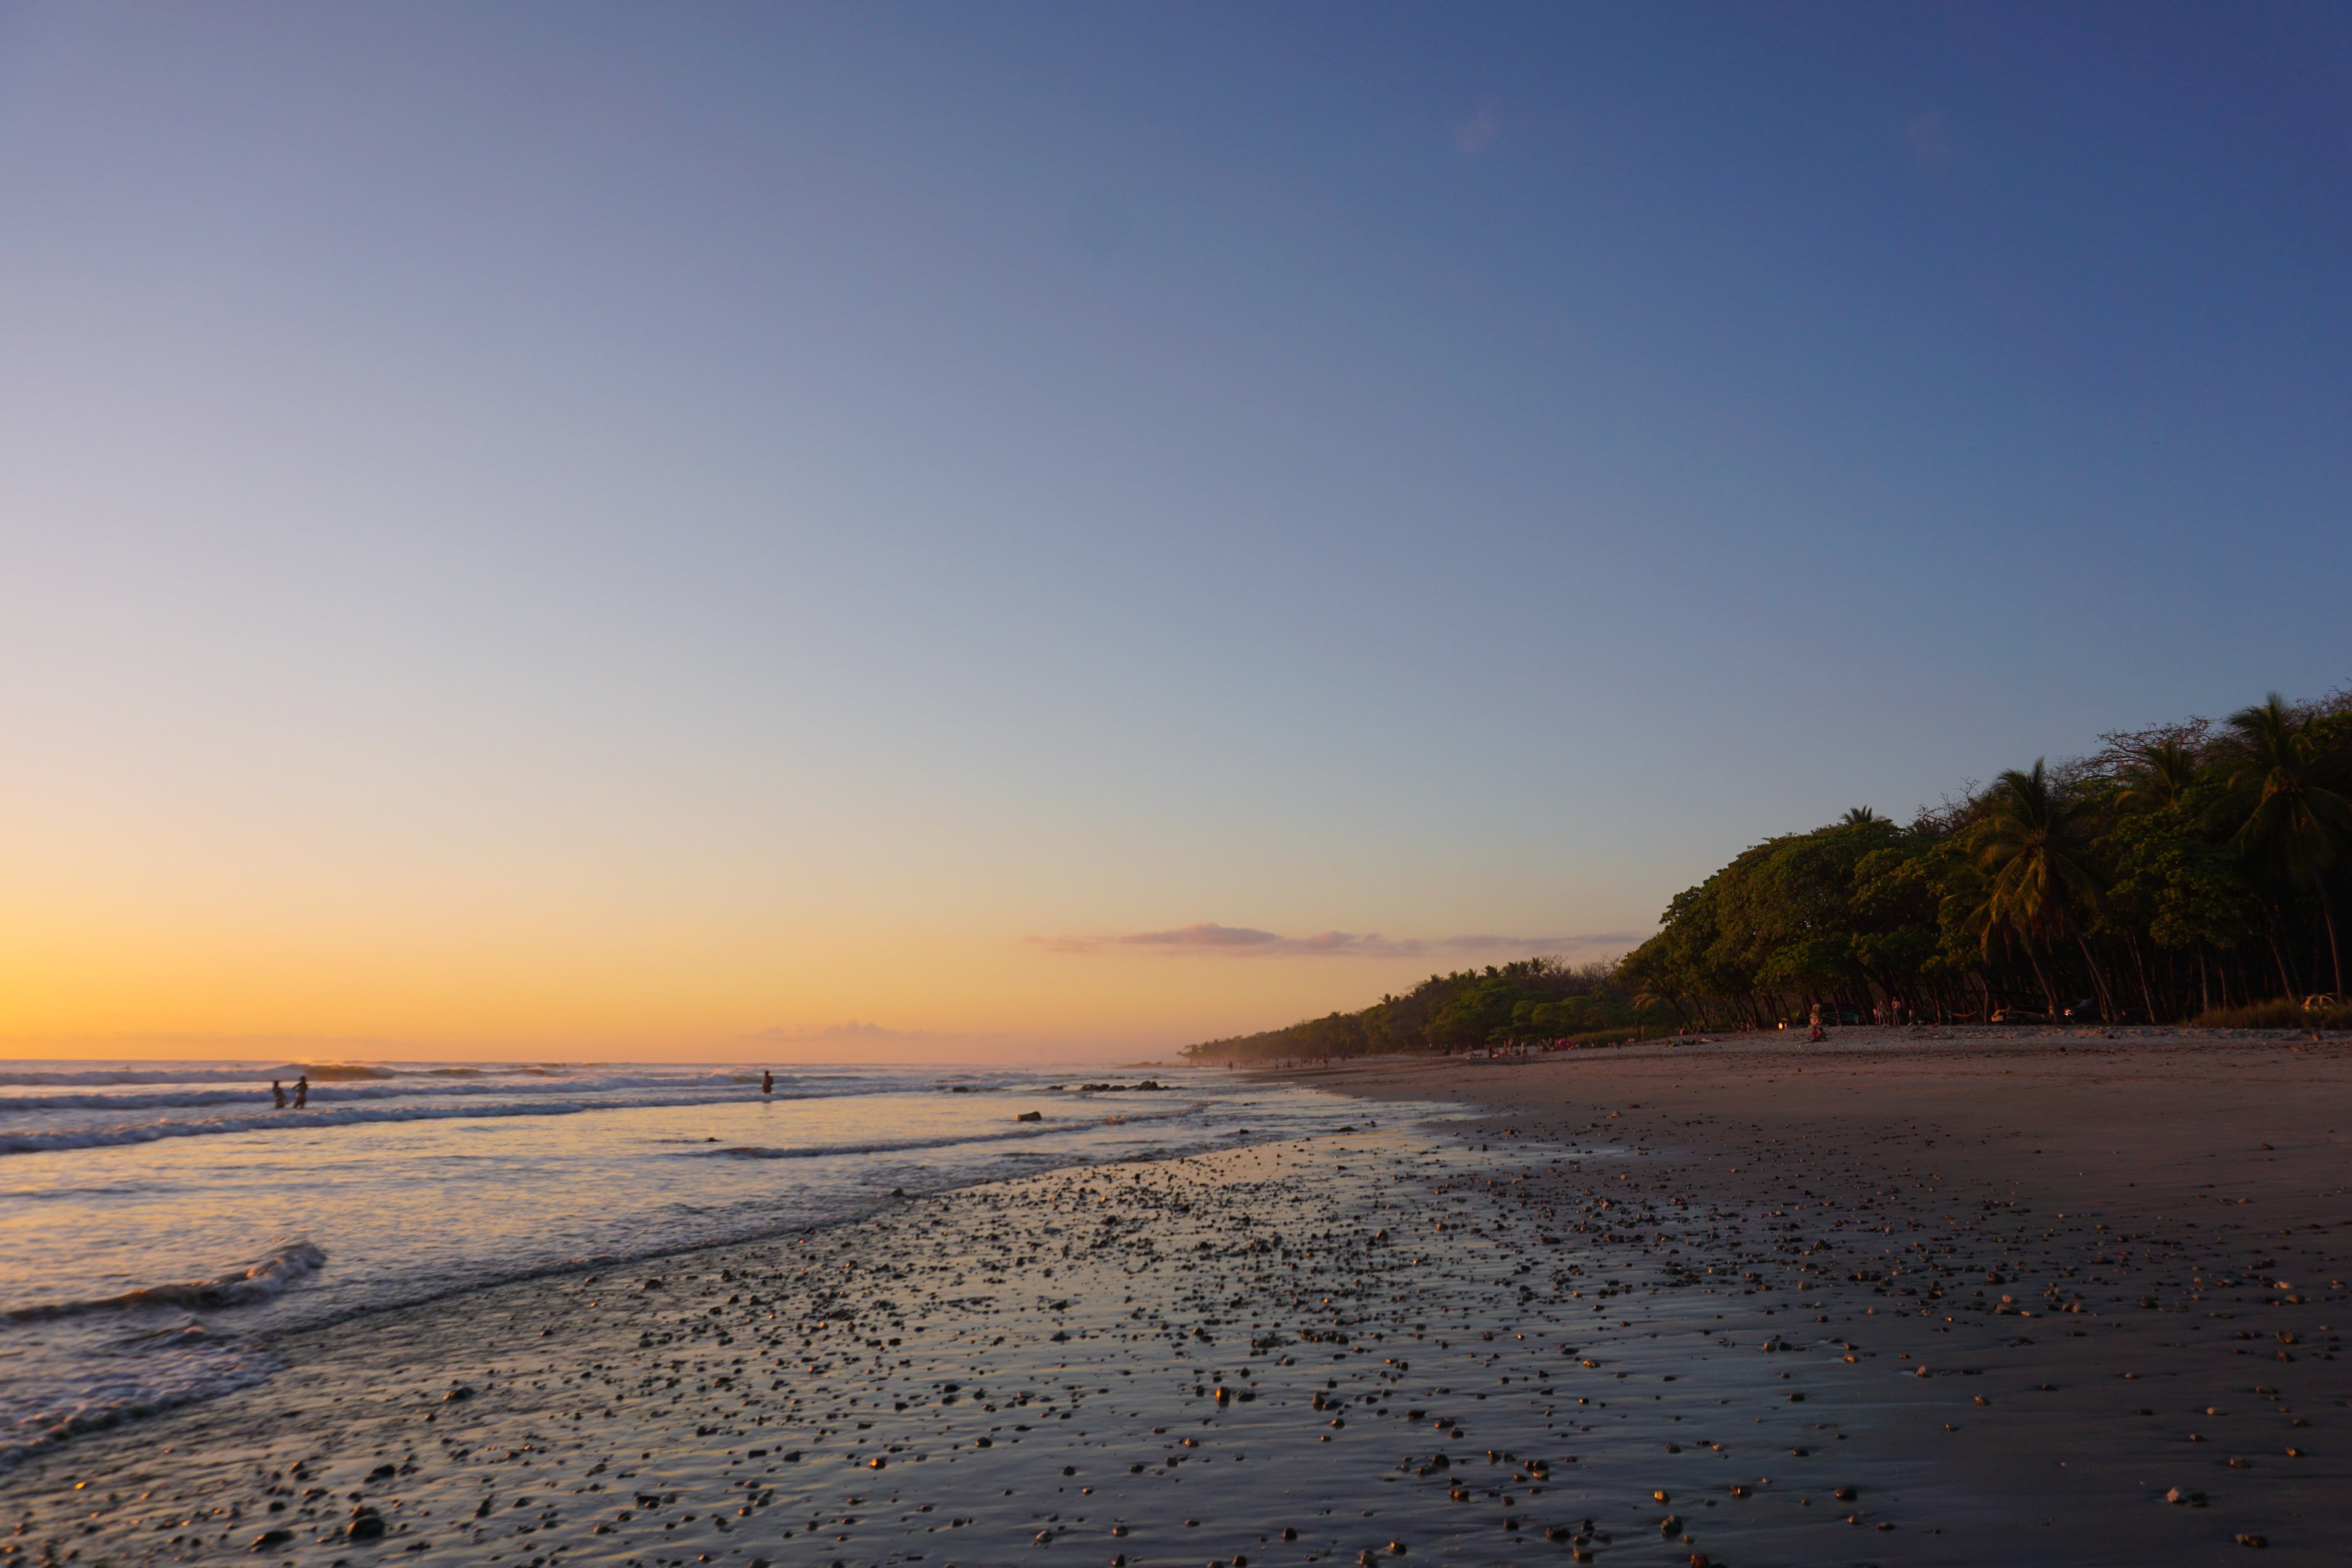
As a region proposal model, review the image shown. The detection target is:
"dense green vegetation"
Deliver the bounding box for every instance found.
[1177,957,1678,1063]
[1180,690,2352,1062]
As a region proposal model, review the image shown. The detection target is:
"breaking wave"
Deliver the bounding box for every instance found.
[0,1094,777,1156]
[5,1242,327,1321]
[698,1102,1207,1161]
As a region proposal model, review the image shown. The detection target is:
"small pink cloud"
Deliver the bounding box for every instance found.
[1029,925,1641,958]
[1455,103,1503,155]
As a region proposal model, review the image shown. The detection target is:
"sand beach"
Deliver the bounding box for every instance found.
[4,1029,2346,1567]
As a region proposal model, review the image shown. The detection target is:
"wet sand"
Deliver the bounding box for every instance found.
[1279,1026,2352,1563]
[2,1029,2345,1567]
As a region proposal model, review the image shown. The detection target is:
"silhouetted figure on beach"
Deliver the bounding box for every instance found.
[761,1071,774,1097]
[294,1074,310,1109]
[271,1080,287,1109]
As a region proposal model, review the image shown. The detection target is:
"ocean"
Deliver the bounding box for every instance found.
[0,1058,1376,1469]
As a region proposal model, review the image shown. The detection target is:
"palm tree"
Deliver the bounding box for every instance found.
[2116,740,2200,815]
[1967,759,2114,1018]
[1840,807,1882,827]
[2216,693,2351,997]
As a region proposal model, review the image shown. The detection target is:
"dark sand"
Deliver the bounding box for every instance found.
[3,1029,2345,1567]
[1278,1026,2352,1563]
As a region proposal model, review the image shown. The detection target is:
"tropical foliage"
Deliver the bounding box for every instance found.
[1620,690,2352,1029]
[1177,958,1676,1063]
[1179,689,2352,1061]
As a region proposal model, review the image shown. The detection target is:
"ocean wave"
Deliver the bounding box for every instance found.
[0,1068,308,1089]
[0,1066,503,1089]
[0,1066,753,1090]
[0,1339,280,1474]
[0,1093,814,1156]
[5,1242,326,1321]
[0,1073,912,1117]
[698,1102,1208,1161]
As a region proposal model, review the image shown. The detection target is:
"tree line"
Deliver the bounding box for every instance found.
[1620,690,2351,1031]
[1176,957,1679,1063]
[1181,689,2352,1061]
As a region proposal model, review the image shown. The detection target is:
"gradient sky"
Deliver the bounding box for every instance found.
[3,3,2347,1061]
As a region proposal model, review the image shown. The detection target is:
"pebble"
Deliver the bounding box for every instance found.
[15,1045,2351,1568]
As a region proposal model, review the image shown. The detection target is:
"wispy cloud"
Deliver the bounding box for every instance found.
[1906,111,1953,169]
[1454,103,1503,155]
[1030,923,1641,959]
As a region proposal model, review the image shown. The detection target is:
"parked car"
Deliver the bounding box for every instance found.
[1991,1008,2050,1024]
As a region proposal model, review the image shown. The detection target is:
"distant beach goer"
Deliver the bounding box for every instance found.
[293,1074,310,1109]
[271,1079,287,1109]
[761,1070,774,1097]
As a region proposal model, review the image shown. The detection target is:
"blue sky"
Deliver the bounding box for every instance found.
[1,3,2346,1055]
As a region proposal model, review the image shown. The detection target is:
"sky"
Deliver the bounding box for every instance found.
[2,2,2347,1062]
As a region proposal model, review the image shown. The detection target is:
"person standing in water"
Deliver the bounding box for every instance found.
[271,1079,287,1109]
[761,1070,773,1097]
[293,1074,310,1109]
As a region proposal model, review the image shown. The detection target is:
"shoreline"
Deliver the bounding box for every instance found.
[0,1071,1357,1470]
[4,1034,2347,1565]
[1267,1028,2352,1560]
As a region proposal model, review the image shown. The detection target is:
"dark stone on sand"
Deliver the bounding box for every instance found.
[443,1386,474,1402]
[1017,1111,1043,1122]
[347,1511,385,1540]
[250,1529,294,1551]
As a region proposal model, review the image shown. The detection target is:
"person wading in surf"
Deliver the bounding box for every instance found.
[271,1079,287,1109]
[293,1074,310,1109]
[761,1070,774,1097]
